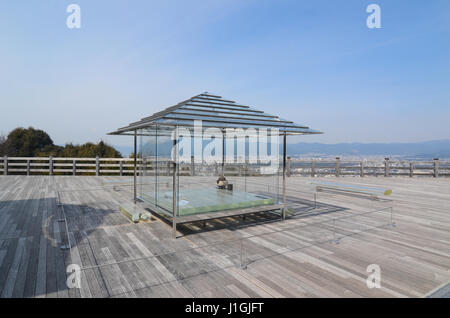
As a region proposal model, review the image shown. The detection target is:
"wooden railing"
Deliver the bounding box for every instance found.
[1,156,449,177]
[0,156,139,176]
[286,157,450,178]
[0,156,263,176]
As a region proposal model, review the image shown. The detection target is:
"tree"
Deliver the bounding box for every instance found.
[0,127,54,157]
[0,127,122,158]
[0,133,6,155]
[67,141,122,158]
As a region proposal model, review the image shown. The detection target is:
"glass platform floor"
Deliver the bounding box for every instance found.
[138,188,276,217]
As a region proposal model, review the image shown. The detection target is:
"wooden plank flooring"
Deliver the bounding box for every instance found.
[0,175,448,298]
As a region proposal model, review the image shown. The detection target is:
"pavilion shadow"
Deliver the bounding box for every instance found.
[173,194,349,237]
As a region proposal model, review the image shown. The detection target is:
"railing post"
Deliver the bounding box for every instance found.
[3,156,6,176]
[49,156,54,176]
[27,159,30,176]
[73,159,76,176]
[360,161,364,177]
[119,160,123,176]
[95,156,100,176]
[287,156,291,177]
[409,162,414,177]
[384,157,390,177]
[191,155,195,176]
[311,160,315,177]
[335,157,340,177]
[433,158,439,178]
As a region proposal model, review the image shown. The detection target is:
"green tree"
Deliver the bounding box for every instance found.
[0,127,122,158]
[0,127,55,156]
[0,133,5,150]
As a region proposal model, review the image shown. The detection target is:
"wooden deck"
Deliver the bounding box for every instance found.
[0,175,449,298]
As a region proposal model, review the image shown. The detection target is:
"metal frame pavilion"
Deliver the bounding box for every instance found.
[109,92,322,238]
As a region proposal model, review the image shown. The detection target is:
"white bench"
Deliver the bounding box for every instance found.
[310,181,392,200]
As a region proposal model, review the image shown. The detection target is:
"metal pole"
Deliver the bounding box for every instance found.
[172,127,178,239]
[221,130,225,175]
[282,133,287,219]
[133,130,137,204]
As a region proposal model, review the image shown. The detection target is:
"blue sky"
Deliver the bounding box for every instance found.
[0,0,449,146]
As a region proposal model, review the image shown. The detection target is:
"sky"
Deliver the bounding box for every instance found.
[0,0,449,147]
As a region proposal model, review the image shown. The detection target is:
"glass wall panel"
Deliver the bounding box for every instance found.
[176,128,281,218]
[137,127,156,211]
[155,126,176,216]
[138,125,283,220]
[137,125,175,217]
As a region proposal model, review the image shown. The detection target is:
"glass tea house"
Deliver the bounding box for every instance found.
[109,93,321,237]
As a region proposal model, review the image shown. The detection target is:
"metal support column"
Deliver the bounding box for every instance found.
[133,130,137,204]
[282,133,287,220]
[172,127,178,239]
[221,130,225,175]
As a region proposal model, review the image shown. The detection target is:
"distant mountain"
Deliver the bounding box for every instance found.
[286,139,450,158]
[114,139,450,159]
